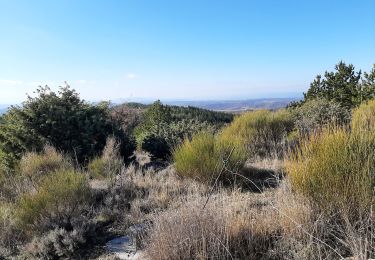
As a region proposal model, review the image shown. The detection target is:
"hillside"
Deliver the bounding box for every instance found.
[164,98,298,111]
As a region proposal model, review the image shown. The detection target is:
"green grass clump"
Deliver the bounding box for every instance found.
[287,110,375,217]
[19,146,72,183]
[221,110,294,157]
[15,170,91,235]
[173,131,246,184]
[351,99,375,132]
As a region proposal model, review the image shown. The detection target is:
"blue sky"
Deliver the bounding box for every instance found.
[0,0,374,103]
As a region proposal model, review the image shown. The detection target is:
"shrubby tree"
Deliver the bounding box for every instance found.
[292,98,351,135]
[0,85,135,165]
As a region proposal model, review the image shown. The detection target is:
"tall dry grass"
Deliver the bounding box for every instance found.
[145,189,281,260]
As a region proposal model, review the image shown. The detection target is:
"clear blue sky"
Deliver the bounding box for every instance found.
[0,0,374,103]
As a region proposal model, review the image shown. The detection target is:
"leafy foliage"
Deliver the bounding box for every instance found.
[0,86,135,165]
[296,62,375,110]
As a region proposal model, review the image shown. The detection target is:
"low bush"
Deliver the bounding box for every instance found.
[291,97,350,135]
[286,125,375,218]
[173,131,246,184]
[220,110,294,158]
[23,224,97,259]
[19,146,72,184]
[15,170,92,236]
[88,137,123,179]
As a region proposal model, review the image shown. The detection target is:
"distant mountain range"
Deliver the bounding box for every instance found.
[0,97,300,115]
[162,98,299,112]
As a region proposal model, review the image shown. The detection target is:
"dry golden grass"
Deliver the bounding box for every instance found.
[145,189,281,260]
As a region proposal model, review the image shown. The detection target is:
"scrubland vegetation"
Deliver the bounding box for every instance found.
[1,62,375,259]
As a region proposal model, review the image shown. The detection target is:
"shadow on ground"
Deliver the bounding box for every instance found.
[235,164,284,192]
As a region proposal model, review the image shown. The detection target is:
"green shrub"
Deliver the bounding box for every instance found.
[286,124,375,217]
[221,110,294,157]
[173,131,246,184]
[137,120,216,161]
[15,170,92,236]
[0,86,136,165]
[141,132,171,160]
[19,146,72,184]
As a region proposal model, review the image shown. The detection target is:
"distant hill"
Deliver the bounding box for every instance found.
[163,98,299,112]
[0,105,10,115]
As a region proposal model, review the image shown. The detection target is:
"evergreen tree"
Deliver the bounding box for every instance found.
[304,61,362,109]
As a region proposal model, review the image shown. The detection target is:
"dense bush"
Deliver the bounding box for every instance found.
[0,86,135,165]
[173,131,246,184]
[138,120,216,160]
[141,132,171,160]
[287,101,375,217]
[220,110,294,157]
[291,97,350,135]
[15,170,92,236]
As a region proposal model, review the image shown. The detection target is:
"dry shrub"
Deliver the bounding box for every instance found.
[23,224,97,259]
[0,202,21,257]
[104,165,208,225]
[173,131,246,184]
[88,137,124,180]
[145,190,280,260]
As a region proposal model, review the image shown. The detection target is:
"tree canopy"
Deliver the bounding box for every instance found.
[0,86,135,166]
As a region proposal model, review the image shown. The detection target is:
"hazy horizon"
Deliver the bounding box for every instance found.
[0,0,374,103]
